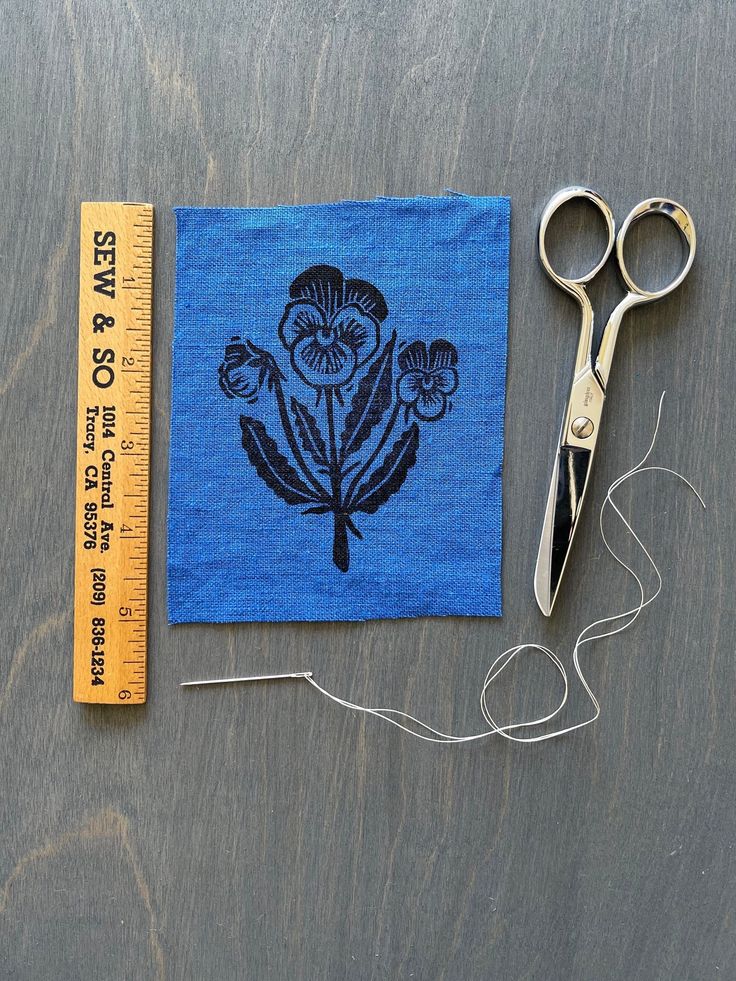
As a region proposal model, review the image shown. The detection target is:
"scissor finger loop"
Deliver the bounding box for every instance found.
[616,198,697,302]
[538,186,616,292]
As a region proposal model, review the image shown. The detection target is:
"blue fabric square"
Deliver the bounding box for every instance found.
[169,195,510,622]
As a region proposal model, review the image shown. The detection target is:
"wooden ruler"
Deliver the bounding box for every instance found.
[73,202,153,704]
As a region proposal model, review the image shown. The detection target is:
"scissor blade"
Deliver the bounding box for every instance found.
[534,446,593,616]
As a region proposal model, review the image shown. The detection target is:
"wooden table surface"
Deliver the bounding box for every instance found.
[2,2,734,978]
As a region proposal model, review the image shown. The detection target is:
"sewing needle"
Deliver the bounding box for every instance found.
[180,671,313,687]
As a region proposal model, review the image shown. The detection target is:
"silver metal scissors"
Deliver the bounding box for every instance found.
[534,186,696,616]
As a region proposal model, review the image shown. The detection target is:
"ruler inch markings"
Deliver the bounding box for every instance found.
[73,202,153,704]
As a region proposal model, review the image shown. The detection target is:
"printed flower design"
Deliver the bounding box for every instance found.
[218,264,461,573]
[218,337,282,402]
[278,265,388,388]
[396,340,459,420]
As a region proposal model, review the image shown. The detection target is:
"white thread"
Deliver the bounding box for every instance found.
[303,392,705,743]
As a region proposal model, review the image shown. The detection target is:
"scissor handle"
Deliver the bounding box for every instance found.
[538,187,616,376]
[595,197,696,387]
[538,186,616,292]
[615,197,696,301]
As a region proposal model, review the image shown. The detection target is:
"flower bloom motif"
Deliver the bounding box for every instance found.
[396,339,459,421]
[278,265,388,388]
[218,337,280,402]
[218,265,461,572]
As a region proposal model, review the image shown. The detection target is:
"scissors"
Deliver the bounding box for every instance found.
[534,186,696,616]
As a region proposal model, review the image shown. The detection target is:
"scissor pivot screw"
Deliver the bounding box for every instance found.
[571,416,594,439]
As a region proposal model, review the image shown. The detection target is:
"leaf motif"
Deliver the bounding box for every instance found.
[291,397,328,466]
[340,333,396,459]
[349,423,420,514]
[239,416,321,506]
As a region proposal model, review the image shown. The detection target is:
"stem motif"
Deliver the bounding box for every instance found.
[325,388,350,572]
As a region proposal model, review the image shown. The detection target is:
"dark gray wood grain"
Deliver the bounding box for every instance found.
[1,1,734,978]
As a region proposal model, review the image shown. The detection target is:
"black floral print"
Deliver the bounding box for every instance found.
[396,339,459,421]
[278,265,388,388]
[218,337,283,402]
[218,265,460,571]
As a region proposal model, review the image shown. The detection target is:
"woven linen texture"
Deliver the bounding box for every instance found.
[169,195,510,622]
